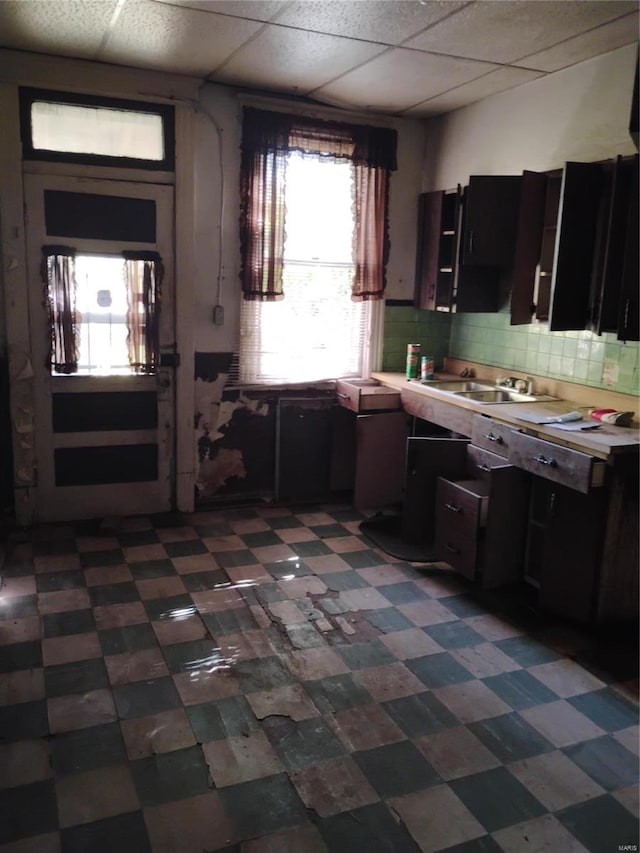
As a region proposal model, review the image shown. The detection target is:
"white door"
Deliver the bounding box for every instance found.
[25,174,175,522]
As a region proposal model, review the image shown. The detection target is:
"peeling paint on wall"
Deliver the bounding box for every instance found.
[194,353,274,500]
[198,446,246,495]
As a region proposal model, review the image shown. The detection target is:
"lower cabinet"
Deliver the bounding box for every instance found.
[353,411,410,509]
[524,476,607,623]
[402,435,470,545]
[434,444,529,588]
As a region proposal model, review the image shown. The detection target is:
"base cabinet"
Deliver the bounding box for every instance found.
[354,411,410,509]
[433,444,529,588]
[524,476,607,623]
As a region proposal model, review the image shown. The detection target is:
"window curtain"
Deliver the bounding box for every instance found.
[239,108,397,302]
[41,245,79,374]
[122,252,163,374]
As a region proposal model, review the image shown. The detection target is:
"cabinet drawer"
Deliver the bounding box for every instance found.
[509,432,606,494]
[436,523,479,580]
[471,415,514,458]
[336,380,400,413]
[436,477,490,531]
[466,445,514,482]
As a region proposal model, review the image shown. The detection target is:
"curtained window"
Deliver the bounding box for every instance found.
[238,108,397,383]
[123,253,163,374]
[41,249,163,375]
[42,246,80,375]
[240,108,397,302]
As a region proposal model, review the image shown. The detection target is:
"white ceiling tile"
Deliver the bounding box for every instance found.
[0,0,117,59]
[404,65,546,116]
[313,47,500,113]
[212,25,386,94]
[404,0,639,64]
[100,0,264,75]
[515,11,639,72]
[273,0,467,45]
[151,0,285,22]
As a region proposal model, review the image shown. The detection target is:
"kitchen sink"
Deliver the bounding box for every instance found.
[413,380,497,392]
[411,378,557,403]
[454,389,557,403]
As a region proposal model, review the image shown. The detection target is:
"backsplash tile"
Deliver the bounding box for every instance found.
[382,306,451,373]
[382,305,639,396]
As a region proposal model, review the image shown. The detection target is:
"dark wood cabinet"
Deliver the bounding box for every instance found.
[592,154,639,341]
[402,435,470,544]
[460,176,522,267]
[353,411,409,509]
[545,155,638,338]
[525,476,607,623]
[548,162,605,331]
[415,176,521,314]
[510,170,561,325]
[415,189,460,312]
[510,155,638,340]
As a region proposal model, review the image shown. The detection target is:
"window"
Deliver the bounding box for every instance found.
[20,89,174,169]
[42,248,163,376]
[240,152,372,383]
[238,108,397,384]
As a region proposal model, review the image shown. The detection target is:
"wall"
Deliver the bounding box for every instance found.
[415,44,639,397]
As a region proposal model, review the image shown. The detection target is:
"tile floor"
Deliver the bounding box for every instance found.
[0,503,638,853]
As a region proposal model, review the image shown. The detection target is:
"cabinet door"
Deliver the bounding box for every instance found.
[415,191,443,311]
[402,436,469,544]
[510,170,547,325]
[529,478,606,623]
[460,176,521,267]
[616,155,639,341]
[549,162,604,331]
[354,412,409,509]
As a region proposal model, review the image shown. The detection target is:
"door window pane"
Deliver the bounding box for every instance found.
[74,255,130,376]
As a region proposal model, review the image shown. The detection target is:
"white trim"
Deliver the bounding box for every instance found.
[23,160,175,185]
[174,104,197,513]
[53,430,158,448]
[0,83,36,524]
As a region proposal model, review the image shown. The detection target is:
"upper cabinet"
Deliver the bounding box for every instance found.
[415,176,521,314]
[510,153,638,340]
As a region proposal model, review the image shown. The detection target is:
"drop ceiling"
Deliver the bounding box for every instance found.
[0,0,637,117]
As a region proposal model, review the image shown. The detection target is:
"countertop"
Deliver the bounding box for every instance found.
[371,371,640,462]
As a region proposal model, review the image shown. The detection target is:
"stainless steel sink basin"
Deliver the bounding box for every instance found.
[415,380,496,392]
[412,377,557,403]
[454,389,557,403]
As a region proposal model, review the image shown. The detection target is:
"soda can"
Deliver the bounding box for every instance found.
[421,356,434,380]
[405,344,420,379]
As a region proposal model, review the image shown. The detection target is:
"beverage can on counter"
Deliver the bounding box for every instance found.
[405,344,420,379]
[421,356,434,380]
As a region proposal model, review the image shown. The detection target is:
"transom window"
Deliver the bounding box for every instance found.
[20,88,174,169]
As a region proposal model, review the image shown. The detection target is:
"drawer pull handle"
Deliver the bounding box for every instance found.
[446,544,460,554]
[483,432,503,444]
[336,393,349,399]
[477,463,491,472]
[533,454,557,467]
[444,503,462,513]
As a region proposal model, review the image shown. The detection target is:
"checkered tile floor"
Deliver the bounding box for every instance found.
[0,503,638,853]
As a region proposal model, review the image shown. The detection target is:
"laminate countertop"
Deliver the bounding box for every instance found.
[371,371,640,462]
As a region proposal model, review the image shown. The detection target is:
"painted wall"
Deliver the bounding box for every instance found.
[414,44,639,396]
